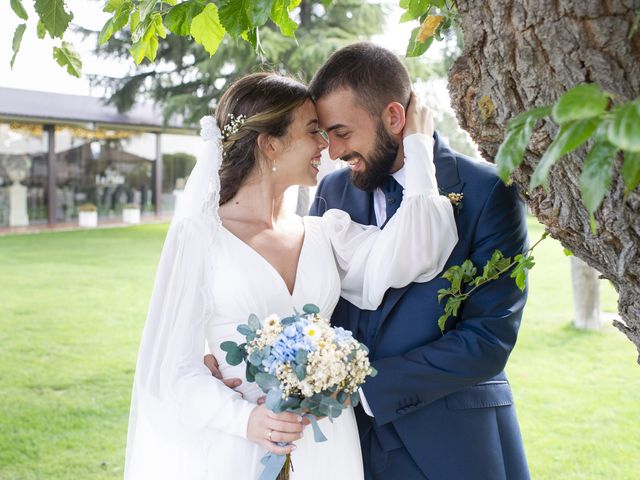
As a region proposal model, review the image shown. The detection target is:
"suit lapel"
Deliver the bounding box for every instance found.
[373,131,464,340]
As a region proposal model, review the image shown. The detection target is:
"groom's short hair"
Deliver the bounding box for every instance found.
[309,42,412,117]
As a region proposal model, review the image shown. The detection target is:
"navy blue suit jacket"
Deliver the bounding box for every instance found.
[310,133,530,480]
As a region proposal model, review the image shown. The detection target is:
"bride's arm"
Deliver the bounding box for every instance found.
[323,96,458,310]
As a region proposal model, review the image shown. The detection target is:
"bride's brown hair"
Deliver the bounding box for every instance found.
[214,72,310,205]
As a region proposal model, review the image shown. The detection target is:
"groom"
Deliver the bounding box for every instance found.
[308,43,530,479]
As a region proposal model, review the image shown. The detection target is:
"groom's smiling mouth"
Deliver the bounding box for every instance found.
[342,153,365,172]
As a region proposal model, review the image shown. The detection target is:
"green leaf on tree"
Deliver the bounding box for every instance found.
[165,0,206,36]
[270,0,298,37]
[10,24,26,69]
[246,0,276,27]
[99,1,133,46]
[37,20,47,39]
[622,150,640,196]
[530,117,600,190]
[607,99,640,152]
[219,0,252,37]
[130,14,163,64]
[139,0,159,22]
[34,0,73,39]
[191,3,226,56]
[406,25,434,57]
[104,0,124,13]
[552,83,609,125]
[400,0,430,23]
[496,106,552,182]
[10,0,29,20]
[52,41,82,77]
[579,140,617,215]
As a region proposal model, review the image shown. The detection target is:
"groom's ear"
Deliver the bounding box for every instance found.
[382,102,406,136]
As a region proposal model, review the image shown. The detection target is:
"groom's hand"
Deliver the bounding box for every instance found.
[403,91,434,138]
[203,354,242,389]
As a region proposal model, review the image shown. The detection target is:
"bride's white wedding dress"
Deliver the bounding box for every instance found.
[124,128,456,479]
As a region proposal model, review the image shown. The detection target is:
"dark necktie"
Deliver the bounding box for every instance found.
[380,175,403,227]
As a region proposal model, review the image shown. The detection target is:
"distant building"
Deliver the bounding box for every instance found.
[0,87,199,227]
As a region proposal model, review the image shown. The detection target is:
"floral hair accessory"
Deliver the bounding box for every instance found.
[222,113,247,140]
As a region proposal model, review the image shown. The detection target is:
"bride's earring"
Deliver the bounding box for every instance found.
[272,161,277,172]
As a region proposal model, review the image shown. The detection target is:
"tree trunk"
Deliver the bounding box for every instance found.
[570,256,602,330]
[448,0,640,361]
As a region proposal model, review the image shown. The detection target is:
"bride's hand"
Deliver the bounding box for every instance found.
[403,92,434,139]
[247,405,304,454]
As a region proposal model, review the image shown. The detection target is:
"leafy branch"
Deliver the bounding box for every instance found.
[437,232,549,333]
[496,84,640,232]
[8,0,303,75]
[399,0,458,57]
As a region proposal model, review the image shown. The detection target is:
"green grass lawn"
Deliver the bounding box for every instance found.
[1,219,638,479]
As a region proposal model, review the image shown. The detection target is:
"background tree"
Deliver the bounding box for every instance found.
[445,0,640,360]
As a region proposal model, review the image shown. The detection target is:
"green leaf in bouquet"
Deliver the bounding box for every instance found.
[255,372,280,392]
[337,390,348,404]
[295,349,308,365]
[249,349,263,366]
[369,366,377,377]
[237,324,253,336]
[302,304,320,315]
[280,396,301,411]
[248,314,261,331]
[350,390,361,408]
[294,364,306,381]
[280,315,296,326]
[221,341,244,366]
[246,364,258,383]
[265,388,284,412]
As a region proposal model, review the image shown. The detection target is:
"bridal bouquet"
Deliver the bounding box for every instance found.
[221,304,376,480]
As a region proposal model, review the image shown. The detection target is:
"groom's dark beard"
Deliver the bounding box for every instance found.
[349,122,399,192]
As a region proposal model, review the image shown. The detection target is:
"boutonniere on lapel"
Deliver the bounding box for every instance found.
[439,189,464,212]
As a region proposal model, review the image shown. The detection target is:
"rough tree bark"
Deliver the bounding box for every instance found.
[447,0,640,361]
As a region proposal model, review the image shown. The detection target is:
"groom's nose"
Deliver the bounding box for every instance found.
[328,138,346,161]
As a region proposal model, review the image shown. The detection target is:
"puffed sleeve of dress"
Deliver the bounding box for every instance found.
[319,133,458,311]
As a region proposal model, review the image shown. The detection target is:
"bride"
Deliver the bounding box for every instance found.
[124,72,457,479]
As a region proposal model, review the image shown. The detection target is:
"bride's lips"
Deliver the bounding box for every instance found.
[310,155,321,171]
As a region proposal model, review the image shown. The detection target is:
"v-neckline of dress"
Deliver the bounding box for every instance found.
[221,217,308,297]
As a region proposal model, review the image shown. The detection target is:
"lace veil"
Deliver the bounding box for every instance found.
[124,116,225,479]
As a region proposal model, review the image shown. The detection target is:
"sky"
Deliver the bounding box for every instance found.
[0,1,424,97]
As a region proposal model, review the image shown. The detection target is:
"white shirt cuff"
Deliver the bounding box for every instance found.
[403,133,437,196]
